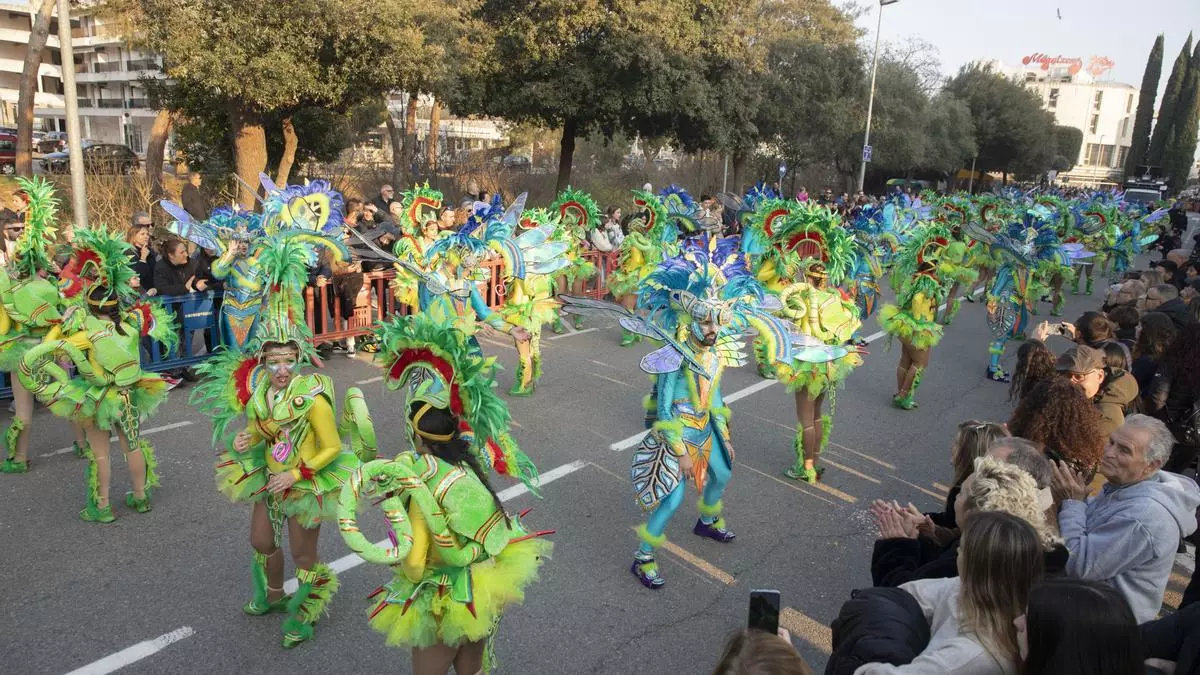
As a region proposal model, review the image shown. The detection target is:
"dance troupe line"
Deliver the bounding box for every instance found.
[0,174,1172,672]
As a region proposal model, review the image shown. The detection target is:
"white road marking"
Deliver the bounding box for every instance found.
[547,327,598,340]
[285,459,589,594]
[862,330,886,343]
[587,372,634,388]
[724,378,778,404]
[355,376,384,385]
[64,626,195,675]
[40,421,196,458]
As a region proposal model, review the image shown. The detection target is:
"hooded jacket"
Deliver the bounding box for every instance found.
[1094,369,1139,438]
[1058,470,1200,623]
[1155,297,1197,330]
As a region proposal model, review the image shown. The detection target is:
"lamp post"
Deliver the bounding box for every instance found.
[856,0,900,195]
[57,0,87,227]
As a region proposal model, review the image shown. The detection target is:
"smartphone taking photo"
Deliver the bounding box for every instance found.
[748,589,781,634]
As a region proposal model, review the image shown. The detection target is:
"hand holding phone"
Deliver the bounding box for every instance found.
[748,589,781,634]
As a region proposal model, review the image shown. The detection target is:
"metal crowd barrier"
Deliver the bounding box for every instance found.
[0,252,623,398]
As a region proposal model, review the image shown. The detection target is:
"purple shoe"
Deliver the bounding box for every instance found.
[631,558,665,589]
[693,518,736,543]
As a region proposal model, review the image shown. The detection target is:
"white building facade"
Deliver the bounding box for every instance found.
[984,54,1137,186]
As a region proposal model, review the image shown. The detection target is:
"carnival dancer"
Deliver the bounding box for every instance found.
[192,188,374,648]
[390,183,444,310]
[1073,194,1119,295]
[0,178,87,473]
[499,207,570,396]
[970,207,1091,383]
[561,236,846,589]
[162,202,266,349]
[19,227,178,521]
[338,312,550,675]
[548,187,600,332]
[749,203,865,483]
[879,222,953,410]
[930,197,980,325]
[606,190,677,346]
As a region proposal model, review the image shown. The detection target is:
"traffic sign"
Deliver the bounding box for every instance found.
[862,145,873,162]
[778,162,787,177]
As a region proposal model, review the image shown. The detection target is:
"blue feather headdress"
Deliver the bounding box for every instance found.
[262,179,345,237]
[639,235,763,336]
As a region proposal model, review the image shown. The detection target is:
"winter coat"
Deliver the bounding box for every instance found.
[1094,369,1140,438]
[1141,602,1200,675]
[1155,297,1197,330]
[1059,470,1200,623]
[826,587,929,675]
[1147,362,1200,427]
[852,578,1015,675]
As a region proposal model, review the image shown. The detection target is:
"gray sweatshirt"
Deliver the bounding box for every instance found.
[1059,470,1200,623]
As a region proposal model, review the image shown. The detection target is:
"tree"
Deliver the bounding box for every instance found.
[1163,60,1199,192]
[921,94,976,176]
[125,0,435,206]
[15,0,56,177]
[1125,35,1164,178]
[1148,33,1193,168]
[863,58,930,176]
[455,0,734,191]
[944,64,1058,180]
[1053,126,1084,172]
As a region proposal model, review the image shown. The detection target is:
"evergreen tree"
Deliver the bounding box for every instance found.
[1148,33,1193,167]
[1164,66,1199,192]
[1124,35,1163,178]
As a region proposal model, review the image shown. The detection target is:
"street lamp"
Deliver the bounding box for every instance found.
[856,0,900,195]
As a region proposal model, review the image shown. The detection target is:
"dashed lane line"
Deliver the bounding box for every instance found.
[355,375,384,385]
[547,327,598,340]
[63,626,195,675]
[39,421,196,458]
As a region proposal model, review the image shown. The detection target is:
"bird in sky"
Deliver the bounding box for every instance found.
[1057,8,1062,19]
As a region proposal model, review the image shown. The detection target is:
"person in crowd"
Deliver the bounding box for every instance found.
[1015,578,1143,675]
[1169,200,1189,235]
[1189,294,1200,323]
[0,208,23,265]
[796,186,809,202]
[1049,344,1136,439]
[1156,260,1182,289]
[603,207,624,248]
[153,238,207,297]
[1104,278,1148,313]
[372,184,396,222]
[1009,376,1108,477]
[854,511,1045,674]
[1107,304,1140,349]
[181,171,208,220]
[315,246,363,356]
[127,214,157,294]
[925,421,1011,532]
[1183,262,1199,287]
[1051,414,1200,623]
[362,203,381,230]
[1131,312,1176,395]
[1100,342,1140,413]
[1141,603,1200,675]
[872,455,1061,588]
[1141,269,1168,292]
[711,629,812,675]
[589,221,614,252]
[1145,323,1200,473]
[1146,284,1196,329]
[438,205,457,232]
[1009,341,1057,403]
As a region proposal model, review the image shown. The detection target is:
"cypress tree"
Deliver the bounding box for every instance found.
[1124,35,1163,178]
[1148,33,1193,167]
[1164,68,1199,192]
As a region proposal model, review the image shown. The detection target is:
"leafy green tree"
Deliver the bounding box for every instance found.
[1148,33,1193,168]
[921,93,976,176]
[1053,126,1084,171]
[944,64,1057,181]
[1125,35,1164,177]
[125,0,436,206]
[1163,62,1199,192]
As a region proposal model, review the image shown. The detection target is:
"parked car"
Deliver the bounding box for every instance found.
[44,141,139,174]
[0,133,15,175]
[37,131,67,154]
[501,155,532,171]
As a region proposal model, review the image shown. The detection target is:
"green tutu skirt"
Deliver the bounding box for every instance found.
[367,538,552,649]
[776,352,862,398]
[41,377,169,433]
[0,335,34,373]
[215,447,359,529]
[879,304,943,350]
[606,268,646,299]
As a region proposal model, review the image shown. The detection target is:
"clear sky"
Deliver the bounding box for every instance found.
[854,0,1200,88]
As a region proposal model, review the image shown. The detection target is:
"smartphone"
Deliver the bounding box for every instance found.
[748,589,781,634]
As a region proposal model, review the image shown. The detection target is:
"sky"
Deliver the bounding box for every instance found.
[854,0,1200,89]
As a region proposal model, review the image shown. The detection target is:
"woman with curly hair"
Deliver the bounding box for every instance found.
[1009,341,1057,403]
[1146,323,1200,473]
[1132,312,1177,393]
[1009,378,1107,478]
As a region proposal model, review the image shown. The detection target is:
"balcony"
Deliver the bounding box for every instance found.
[126,98,149,109]
[93,62,122,74]
[126,59,159,72]
[96,99,123,108]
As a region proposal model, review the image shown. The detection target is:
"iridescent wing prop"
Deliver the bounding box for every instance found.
[159,200,223,253]
[558,295,706,374]
[346,228,448,296]
[632,432,681,511]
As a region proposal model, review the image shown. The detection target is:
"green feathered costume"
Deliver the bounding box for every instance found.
[339,313,550,667]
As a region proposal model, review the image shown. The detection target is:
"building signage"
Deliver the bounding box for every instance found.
[1021,53,1115,78]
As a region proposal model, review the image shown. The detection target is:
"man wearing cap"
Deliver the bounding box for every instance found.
[1052,414,1200,622]
[1057,344,1138,438]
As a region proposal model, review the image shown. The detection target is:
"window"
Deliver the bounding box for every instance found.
[1118,117,1128,138]
[1126,93,1134,113]
[1094,90,1104,110]
[1100,145,1115,167]
[1048,88,1060,109]
[1116,146,1129,167]
[1089,114,1100,134]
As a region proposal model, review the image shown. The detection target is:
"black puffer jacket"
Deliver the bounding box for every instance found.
[825,587,930,675]
[1147,362,1200,426]
[1142,603,1200,675]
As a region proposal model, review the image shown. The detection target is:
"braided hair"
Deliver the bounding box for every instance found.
[409,401,507,522]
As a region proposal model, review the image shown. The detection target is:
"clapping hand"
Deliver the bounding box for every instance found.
[1051,460,1090,502]
[871,500,917,539]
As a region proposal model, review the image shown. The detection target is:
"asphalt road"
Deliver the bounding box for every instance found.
[2,222,1197,675]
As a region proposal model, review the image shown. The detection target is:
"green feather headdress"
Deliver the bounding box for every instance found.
[399,183,444,236]
[766,202,855,287]
[374,312,540,495]
[59,227,137,302]
[11,177,58,279]
[549,186,601,238]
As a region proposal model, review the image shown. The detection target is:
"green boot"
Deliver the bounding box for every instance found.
[783,429,825,483]
[244,551,290,616]
[72,440,88,459]
[124,490,152,513]
[1,417,27,473]
[894,368,924,411]
[508,359,534,397]
[282,564,338,649]
[1085,276,1094,295]
[1070,276,1080,295]
[1051,295,1064,317]
[620,329,640,347]
[79,443,115,523]
[573,315,584,330]
[551,316,566,334]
